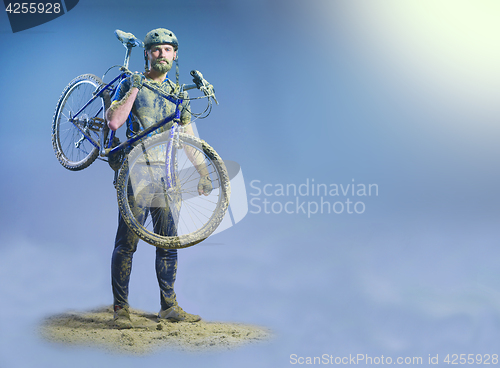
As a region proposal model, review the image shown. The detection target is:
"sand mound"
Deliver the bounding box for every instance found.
[39,306,272,354]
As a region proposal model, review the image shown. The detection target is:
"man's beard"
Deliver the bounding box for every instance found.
[151,58,173,74]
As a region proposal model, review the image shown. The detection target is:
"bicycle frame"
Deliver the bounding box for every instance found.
[68,38,199,157]
[66,32,214,194]
[68,71,190,152]
[67,71,124,152]
[52,30,228,248]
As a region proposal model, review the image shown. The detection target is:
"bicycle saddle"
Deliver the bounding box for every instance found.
[115,29,144,48]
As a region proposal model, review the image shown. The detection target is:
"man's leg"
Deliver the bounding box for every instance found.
[152,206,178,310]
[152,206,201,322]
[112,181,149,309]
[111,210,142,309]
[156,246,178,310]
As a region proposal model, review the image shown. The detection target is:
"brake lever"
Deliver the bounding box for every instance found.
[206,85,218,105]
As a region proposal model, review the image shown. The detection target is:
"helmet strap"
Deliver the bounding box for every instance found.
[144,50,149,72]
[175,56,179,86]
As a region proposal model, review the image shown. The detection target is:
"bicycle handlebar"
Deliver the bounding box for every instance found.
[119,67,217,103]
[190,70,218,104]
[191,70,206,88]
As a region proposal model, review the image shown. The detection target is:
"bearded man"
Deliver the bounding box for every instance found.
[106,28,204,328]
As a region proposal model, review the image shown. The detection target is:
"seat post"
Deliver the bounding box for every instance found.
[114,30,142,69]
[123,45,133,69]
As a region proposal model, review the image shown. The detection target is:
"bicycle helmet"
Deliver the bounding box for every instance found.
[143,28,180,85]
[143,28,178,50]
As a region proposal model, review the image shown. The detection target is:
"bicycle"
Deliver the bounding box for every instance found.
[51,30,231,249]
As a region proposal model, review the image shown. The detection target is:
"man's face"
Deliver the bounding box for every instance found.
[147,44,177,74]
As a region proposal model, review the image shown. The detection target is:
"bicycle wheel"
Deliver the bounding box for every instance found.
[116,131,231,249]
[52,74,110,170]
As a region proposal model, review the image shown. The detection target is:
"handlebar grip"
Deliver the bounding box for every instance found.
[190,70,203,78]
[190,70,205,88]
[190,70,218,104]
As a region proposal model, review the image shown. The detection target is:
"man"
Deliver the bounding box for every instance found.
[106,28,209,328]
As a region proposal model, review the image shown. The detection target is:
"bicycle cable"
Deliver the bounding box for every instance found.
[101,65,124,83]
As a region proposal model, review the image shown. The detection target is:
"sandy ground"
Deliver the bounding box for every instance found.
[39,306,272,355]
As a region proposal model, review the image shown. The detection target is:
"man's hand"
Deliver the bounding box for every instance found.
[198,175,213,196]
[131,73,145,90]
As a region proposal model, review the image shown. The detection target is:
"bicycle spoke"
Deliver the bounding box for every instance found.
[52,74,109,170]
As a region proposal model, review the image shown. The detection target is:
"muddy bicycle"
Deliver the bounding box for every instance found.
[51,30,230,249]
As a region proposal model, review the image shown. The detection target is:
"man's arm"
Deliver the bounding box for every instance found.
[106,88,138,131]
[106,74,144,131]
[182,123,212,195]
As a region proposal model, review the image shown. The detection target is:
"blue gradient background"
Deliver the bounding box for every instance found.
[1,0,500,367]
